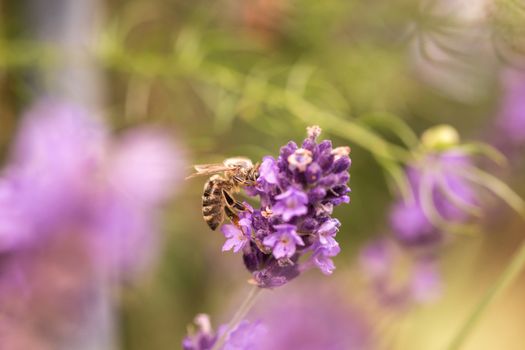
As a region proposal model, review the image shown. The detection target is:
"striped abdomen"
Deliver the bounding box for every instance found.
[202,175,227,230]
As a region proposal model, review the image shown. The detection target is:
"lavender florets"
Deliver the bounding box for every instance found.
[182,314,266,350]
[221,126,351,288]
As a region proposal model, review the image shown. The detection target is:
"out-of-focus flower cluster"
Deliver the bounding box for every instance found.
[390,149,478,248]
[184,280,374,350]
[220,126,351,288]
[0,99,183,348]
[249,281,374,350]
[361,126,481,308]
[494,68,525,156]
[360,238,442,307]
[183,314,266,350]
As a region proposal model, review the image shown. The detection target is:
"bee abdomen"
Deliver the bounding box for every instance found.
[202,177,225,231]
[203,204,223,230]
[202,204,221,216]
[204,214,222,230]
[202,196,221,206]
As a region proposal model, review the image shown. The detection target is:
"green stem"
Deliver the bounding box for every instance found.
[211,285,262,350]
[445,240,525,350]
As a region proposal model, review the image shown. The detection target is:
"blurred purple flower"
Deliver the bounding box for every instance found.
[0,99,184,347]
[221,320,267,350]
[106,128,182,205]
[360,238,442,308]
[1,102,105,245]
[220,126,351,288]
[182,314,266,350]
[249,281,374,350]
[390,151,478,247]
[184,280,373,350]
[494,69,525,151]
[95,127,184,279]
[182,314,218,350]
[410,260,442,303]
[0,178,31,251]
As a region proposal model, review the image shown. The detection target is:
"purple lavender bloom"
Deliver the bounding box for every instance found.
[183,314,218,350]
[219,126,351,287]
[287,148,313,172]
[4,101,106,241]
[495,68,525,147]
[0,178,30,251]
[410,260,442,303]
[362,131,479,308]
[95,127,184,279]
[263,224,304,259]
[0,99,183,348]
[183,314,266,350]
[272,188,308,221]
[221,207,253,253]
[258,156,279,185]
[390,151,478,247]
[359,238,442,308]
[317,218,340,248]
[312,244,341,275]
[222,225,250,253]
[221,320,267,350]
[249,280,374,350]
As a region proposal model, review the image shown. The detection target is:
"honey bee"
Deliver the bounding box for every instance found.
[186,157,259,230]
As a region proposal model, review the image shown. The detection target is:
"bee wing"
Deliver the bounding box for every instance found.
[185,163,237,180]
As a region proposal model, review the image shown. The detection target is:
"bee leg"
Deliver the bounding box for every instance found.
[232,201,246,211]
[222,190,246,211]
[222,189,270,254]
[223,189,255,214]
[224,204,240,226]
[225,204,270,254]
[224,205,271,252]
[233,200,254,214]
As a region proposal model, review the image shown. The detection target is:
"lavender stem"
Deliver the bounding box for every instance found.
[211,286,262,350]
[445,240,525,350]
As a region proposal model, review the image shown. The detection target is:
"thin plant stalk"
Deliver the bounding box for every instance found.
[211,285,263,350]
[445,240,525,350]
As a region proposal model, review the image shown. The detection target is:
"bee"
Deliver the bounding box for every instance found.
[186,157,259,230]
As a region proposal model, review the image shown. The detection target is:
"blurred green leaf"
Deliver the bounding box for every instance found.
[456,142,508,167]
[460,166,525,218]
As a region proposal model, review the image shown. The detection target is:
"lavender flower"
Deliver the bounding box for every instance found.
[183,314,266,350]
[220,126,351,287]
[0,99,183,347]
[359,126,485,308]
[493,68,525,152]
[258,156,279,185]
[184,281,373,350]
[390,150,478,247]
[263,224,304,259]
[183,314,218,350]
[221,206,254,253]
[360,238,442,307]
[312,244,341,275]
[271,188,308,221]
[248,281,374,350]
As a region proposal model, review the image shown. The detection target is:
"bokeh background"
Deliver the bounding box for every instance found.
[1,0,525,349]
